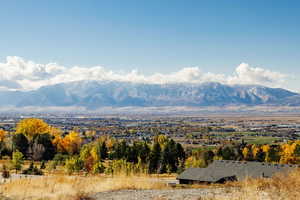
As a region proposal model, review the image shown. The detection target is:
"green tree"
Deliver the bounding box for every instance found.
[65,156,83,174]
[219,146,236,160]
[148,142,161,173]
[100,141,108,160]
[92,162,105,174]
[11,150,24,173]
[160,139,177,173]
[12,133,29,157]
[202,150,215,166]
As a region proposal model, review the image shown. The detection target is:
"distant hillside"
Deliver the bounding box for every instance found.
[0,81,299,109]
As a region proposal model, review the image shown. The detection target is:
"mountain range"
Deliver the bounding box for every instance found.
[0,81,299,109]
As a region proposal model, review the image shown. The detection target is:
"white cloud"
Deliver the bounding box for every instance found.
[0,56,288,91]
[227,63,287,86]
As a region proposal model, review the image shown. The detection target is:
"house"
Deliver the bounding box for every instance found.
[177,160,297,184]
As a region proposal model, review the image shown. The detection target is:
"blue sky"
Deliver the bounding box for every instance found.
[0,0,299,91]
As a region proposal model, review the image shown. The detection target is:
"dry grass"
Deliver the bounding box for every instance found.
[204,168,300,200]
[2,169,300,200]
[0,175,170,200]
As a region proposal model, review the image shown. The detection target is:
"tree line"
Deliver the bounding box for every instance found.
[0,118,185,175]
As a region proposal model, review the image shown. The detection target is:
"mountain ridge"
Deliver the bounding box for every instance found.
[0,81,299,109]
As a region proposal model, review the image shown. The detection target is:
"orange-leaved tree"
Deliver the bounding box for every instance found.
[59,131,82,155]
[0,129,7,142]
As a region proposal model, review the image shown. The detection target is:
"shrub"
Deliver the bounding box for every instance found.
[53,153,69,165]
[65,157,83,174]
[11,150,24,172]
[40,160,46,169]
[92,162,105,174]
[22,162,43,175]
[1,164,10,179]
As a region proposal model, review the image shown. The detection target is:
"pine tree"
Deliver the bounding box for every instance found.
[100,142,108,160]
[148,142,161,173]
[12,133,29,157]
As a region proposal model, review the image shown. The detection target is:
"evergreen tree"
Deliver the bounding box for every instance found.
[139,142,150,164]
[160,139,177,173]
[148,142,161,173]
[100,141,108,160]
[175,143,186,161]
[12,134,29,157]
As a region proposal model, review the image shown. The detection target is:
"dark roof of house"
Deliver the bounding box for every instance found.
[177,160,297,183]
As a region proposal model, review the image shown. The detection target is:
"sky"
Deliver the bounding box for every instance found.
[0,0,299,91]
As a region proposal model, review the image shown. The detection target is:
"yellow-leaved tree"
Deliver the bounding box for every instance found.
[16,118,50,141]
[61,131,82,155]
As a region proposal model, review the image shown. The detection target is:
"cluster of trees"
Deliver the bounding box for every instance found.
[0,118,83,161]
[4,118,300,176]
[0,118,186,175]
[64,135,185,174]
[185,141,300,168]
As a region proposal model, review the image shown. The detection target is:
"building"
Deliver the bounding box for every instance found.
[177,160,297,184]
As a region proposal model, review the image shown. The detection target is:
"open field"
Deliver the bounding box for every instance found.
[0,175,173,200]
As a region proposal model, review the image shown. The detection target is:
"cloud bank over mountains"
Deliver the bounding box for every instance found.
[0,56,288,91]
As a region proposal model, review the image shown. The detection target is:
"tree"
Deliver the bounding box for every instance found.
[268,146,280,163]
[202,150,214,166]
[60,131,82,155]
[0,129,6,142]
[219,146,236,160]
[65,156,83,174]
[92,162,105,174]
[160,139,177,173]
[148,142,161,173]
[175,143,186,161]
[0,131,9,158]
[12,133,29,157]
[34,133,56,160]
[27,142,45,161]
[11,151,24,173]
[139,142,150,164]
[16,118,50,141]
[242,146,253,161]
[100,141,108,160]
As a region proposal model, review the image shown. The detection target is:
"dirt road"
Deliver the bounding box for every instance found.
[92,188,227,200]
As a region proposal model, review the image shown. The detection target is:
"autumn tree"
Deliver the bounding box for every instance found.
[0,129,6,142]
[0,130,8,158]
[59,131,82,155]
[242,146,253,161]
[16,118,50,141]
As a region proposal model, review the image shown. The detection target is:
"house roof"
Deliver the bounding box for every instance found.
[177,160,297,183]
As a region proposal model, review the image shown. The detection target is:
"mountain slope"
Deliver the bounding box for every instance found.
[0,81,298,108]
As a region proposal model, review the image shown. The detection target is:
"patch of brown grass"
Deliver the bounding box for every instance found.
[204,168,300,200]
[0,175,169,200]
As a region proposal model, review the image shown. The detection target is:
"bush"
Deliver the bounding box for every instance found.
[46,160,57,171]
[22,162,43,175]
[1,164,10,179]
[40,161,46,169]
[92,162,105,174]
[53,153,69,165]
[11,150,24,172]
[65,157,83,174]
